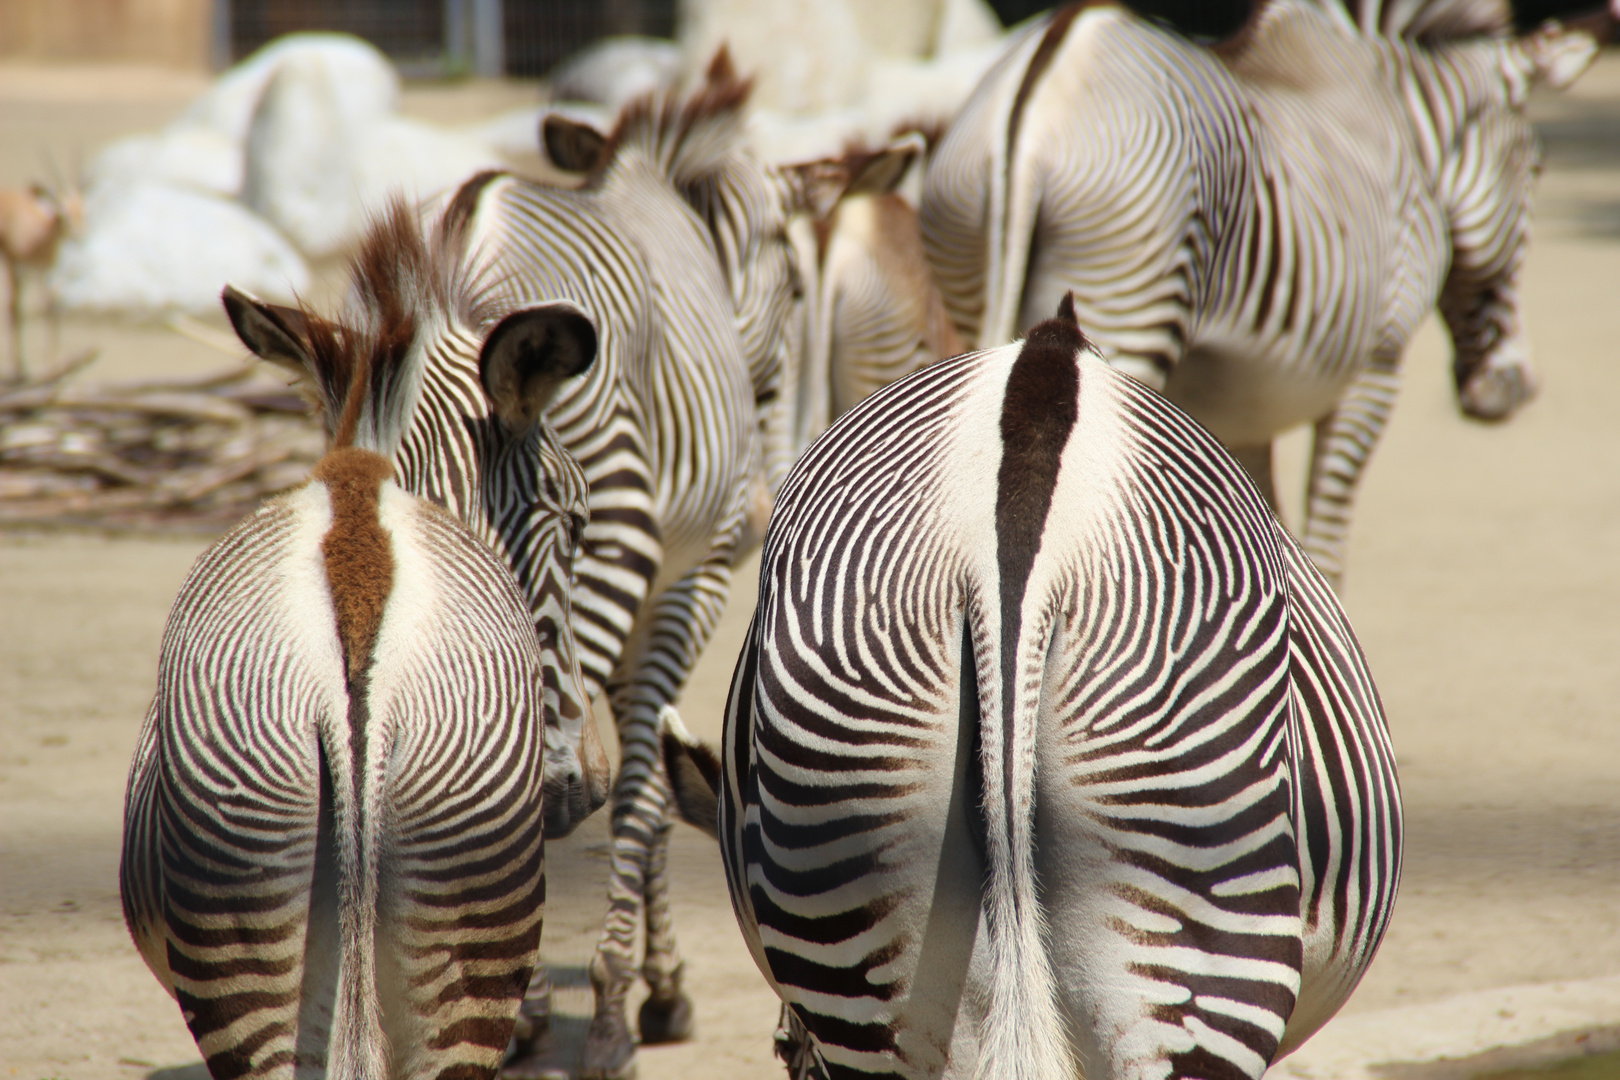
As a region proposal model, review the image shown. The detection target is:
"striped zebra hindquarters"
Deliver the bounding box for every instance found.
[121,201,604,1080]
[775,134,965,454]
[668,297,1402,1080]
[922,0,1602,588]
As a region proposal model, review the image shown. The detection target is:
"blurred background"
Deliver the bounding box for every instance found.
[0,2,1617,1079]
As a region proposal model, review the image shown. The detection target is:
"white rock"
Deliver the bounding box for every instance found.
[81,34,398,203]
[681,0,872,114]
[52,183,309,316]
[180,33,399,146]
[240,54,360,257]
[935,0,1004,55]
[549,36,683,107]
[87,126,242,198]
[241,48,500,257]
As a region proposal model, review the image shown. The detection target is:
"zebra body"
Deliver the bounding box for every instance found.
[448,58,812,1077]
[780,137,965,455]
[921,0,1597,583]
[123,203,604,1078]
[667,300,1402,1080]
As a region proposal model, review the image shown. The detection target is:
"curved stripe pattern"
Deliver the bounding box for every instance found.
[921,0,1571,585]
[707,302,1401,1080]
[441,62,806,1077]
[122,204,596,1080]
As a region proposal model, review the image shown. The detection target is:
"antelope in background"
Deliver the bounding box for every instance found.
[0,178,83,383]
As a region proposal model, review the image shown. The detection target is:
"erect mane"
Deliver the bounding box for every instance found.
[292,192,491,449]
[593,47,754,189]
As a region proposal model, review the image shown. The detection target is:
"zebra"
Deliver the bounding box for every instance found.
[777,134,966,456]
[121,199,608,1079]
[423,54,817,1079]
[539,47,810,517]
[664,295,1403,1080]
[920,0,1598,585]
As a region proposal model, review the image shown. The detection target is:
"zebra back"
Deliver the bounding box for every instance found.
[671,296,1401,1079]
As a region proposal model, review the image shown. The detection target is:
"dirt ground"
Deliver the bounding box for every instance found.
[2,50,1619,1080]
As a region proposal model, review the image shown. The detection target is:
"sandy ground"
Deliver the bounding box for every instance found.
[1,50,1619,1080]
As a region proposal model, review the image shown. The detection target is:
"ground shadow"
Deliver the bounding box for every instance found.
[1373,1028,1620,1080]
[147,1064,209,1080]
[142,968,601,1080]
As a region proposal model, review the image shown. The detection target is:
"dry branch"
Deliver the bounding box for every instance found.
[0,357,324,532]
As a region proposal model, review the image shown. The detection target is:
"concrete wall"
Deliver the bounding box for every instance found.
[0,0,214,69]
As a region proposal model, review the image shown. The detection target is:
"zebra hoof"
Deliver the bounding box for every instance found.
[637,990,695,1044]
[503,1021,571,1080]
[580,1012,638,1080]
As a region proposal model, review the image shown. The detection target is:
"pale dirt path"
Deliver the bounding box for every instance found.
[1,54,1618,1080]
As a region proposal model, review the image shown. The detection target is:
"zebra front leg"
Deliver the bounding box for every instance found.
[581,714,668,1079]
[582,544,737,1077]
[1301,357,1402,588]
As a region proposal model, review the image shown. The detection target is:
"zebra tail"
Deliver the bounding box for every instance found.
[968,608,1074,1080]
[319,702,391,1080]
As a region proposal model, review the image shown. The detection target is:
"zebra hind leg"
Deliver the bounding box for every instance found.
[774,1004,830,1080]
[637,813,693,1044]
[581,547,736,1077]
[1301,357,1402,589]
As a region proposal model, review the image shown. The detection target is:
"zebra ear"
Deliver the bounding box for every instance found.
[541,113,609,173]
[660,707,720,840]
[221,285,311,375]
[480,301,598,431]
[844,133,924,197]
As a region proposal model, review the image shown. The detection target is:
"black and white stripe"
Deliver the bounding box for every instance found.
[669,298,1402,1080]
[920,0,1595,585]
[121,203,601,1079]
[440,63,808,1077]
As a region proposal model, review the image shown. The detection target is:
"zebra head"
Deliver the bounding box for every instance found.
[541,49,807,405]
[223,199,611,840]
[1400,21,1597,421]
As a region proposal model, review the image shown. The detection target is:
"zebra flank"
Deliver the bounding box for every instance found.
[123,201,602,1079]
[922,0,1598,585]
[668,295,1402,1080]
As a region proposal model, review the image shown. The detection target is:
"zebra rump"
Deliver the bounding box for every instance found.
[667,296,1402,1080]
[122,202,602,1079]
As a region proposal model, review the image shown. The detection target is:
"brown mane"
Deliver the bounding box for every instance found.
[590,46,755,188]
[286,190,493,448]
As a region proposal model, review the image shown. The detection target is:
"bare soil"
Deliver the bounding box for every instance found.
[2,53,1618,1080]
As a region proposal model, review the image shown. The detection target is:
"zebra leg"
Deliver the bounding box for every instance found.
[509,964,555,1062]
[1301,358,1402,588]
[582,546,737,1077]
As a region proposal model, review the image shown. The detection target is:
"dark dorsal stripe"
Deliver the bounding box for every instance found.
[311,447,397,681]
[1006,3,1087,168]
[993,295,1084,882]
